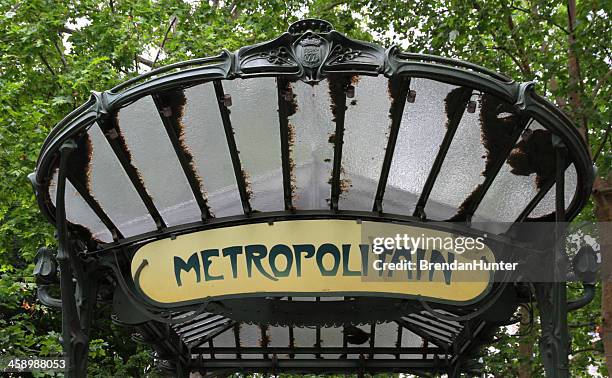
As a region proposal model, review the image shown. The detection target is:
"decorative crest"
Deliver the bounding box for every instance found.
[296,35,325,68]
[231,18,387,82]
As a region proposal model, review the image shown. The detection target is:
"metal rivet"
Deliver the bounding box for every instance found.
[467,100,477,113]
[105,128,119,140]
[346,85,355,98]
[406,89,416,103]
[222,94,232,107]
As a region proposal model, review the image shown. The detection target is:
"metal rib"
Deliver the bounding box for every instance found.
[288,297,295,359]
[413,87,473,218]
[459,115,532,221]
[373,77,411,212]
[188,320,235,348]
[369,323,376,359]
[514,159,571,222]
[315,297,321,358]
[395,323,403,359]
[152,93,212,221]
[277,78,295,211]
[396,318,449,350]
[213,80,252,215]
[330,76,349,211]
[233,324,242,359]
[67,175,123,240]
[97,118,166,229]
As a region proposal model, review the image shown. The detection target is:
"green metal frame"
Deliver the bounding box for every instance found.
[29,19,594,378]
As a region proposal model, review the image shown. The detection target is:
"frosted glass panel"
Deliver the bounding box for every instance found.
[289,80,335,209]
[268,326,290,358]
[374,322,399,359]
[293,326,316,359]
[321,326,343,359]
[182,83,242,217]
[223,78,283,211]
[88,125,156,237]
[238,324,264,359]
[425,93,522,220]
[48,170,113,242]
[340,76,392,211]
[386,78,459,215]
[400,326,424,358]
[117,95,200,226]
[474,122,554,222]
[530,163,577,217]
[425,90,482,220]
[211,327,236,359]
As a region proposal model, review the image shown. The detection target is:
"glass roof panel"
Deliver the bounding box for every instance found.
[321,326,343,359]
[424,89,482,220]
[374,322,401,359]
[473,121,557,223]
[181,83,243,217]
[211,327,236,359]
[529,163,577,217]
[87,125,157,237]
[289,80,335,209]
[238,324,264,359]
[292,325,316,352]
[48,170,113,243]
[116,95,201,226]
[385,78,459,215]
[223,78,283,212]
[425,93,523,220]
[339,76,392,211]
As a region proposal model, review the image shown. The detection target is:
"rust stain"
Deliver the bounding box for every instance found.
[287,122,297,195]
[259,324,270,347]
[451,93,532,220]
[241,169,253,200]
[328,132,336,144]
[156,89,213,216]
[480,94,520,175]
[339,167,352,194]
[328,75,353,124]
[66,133,93,193]
[64,132,108,244]
[112,112,152,200]
[507,128,555,188]
[328,75,357,197]
[281,80,298,204]
[443,87,470,129]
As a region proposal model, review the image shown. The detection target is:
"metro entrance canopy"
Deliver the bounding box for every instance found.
[30,19,594,377]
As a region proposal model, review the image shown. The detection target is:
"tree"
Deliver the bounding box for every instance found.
[0,0,609,375]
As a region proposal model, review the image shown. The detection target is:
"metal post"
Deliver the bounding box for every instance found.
[536,135,569,378]
[56,140,96,378]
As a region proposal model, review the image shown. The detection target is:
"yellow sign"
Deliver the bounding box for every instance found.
[131,220,495,305]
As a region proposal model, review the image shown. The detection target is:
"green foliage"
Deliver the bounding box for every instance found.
[0,0,609,376]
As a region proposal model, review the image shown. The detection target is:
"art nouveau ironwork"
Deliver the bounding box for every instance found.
[30,19,594,377]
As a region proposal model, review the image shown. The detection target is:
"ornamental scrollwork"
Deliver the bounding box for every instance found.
[327,45,362,65]
[259,46,294,65]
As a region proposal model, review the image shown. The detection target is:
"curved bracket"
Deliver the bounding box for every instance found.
[110,252,209,325]
[515,81,535,110]
[37,285,62,308]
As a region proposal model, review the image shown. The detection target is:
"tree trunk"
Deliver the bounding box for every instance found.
[565,0,612,372]
[518,305,533,378]
[594,174,612,374]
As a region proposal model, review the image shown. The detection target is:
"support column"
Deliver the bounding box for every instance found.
[536,136,569,378]
[56,141,98,378]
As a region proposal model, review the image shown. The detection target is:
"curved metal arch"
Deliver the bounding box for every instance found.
[32,19,593,246]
